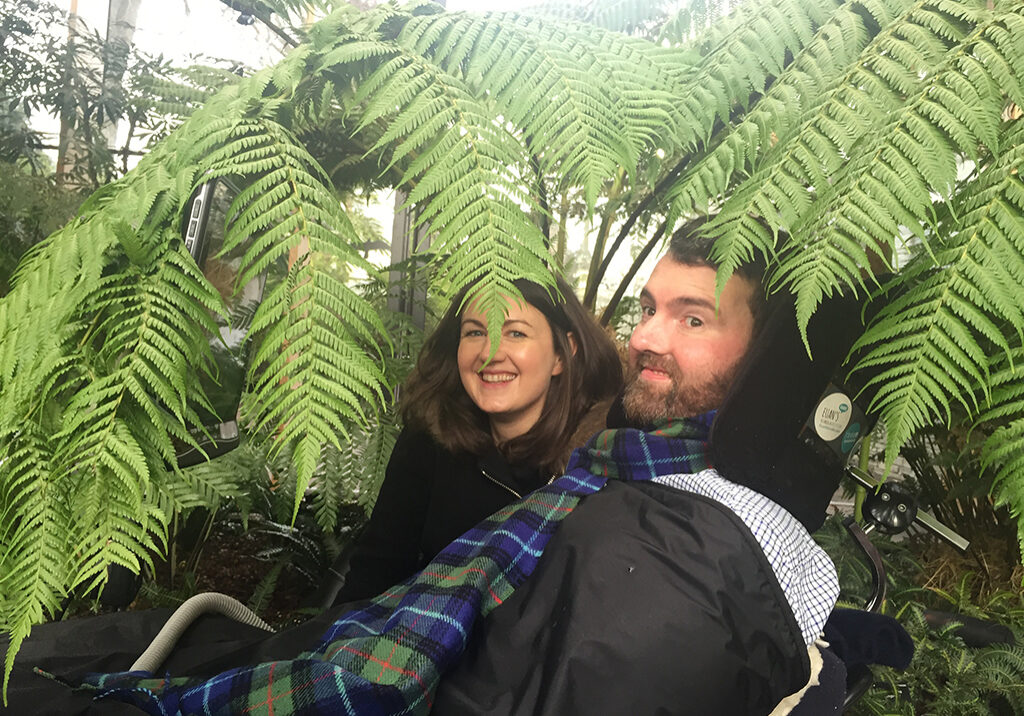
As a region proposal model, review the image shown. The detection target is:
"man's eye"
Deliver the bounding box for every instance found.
[640,305,655,318]
[684,317,703,328]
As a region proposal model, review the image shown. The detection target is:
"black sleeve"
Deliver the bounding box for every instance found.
[332,427,436,603]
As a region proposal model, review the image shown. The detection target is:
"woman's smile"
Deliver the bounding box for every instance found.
[479,371,518,384]
[457,297,564,442]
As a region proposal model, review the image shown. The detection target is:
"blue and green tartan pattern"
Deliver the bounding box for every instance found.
[567,414,715,482]
[84,418,712,715]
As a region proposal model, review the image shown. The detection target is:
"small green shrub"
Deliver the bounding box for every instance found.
[817,516,1024,715]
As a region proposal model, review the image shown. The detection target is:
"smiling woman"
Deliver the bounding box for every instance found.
[330,276,623,604]
[457,298,566,444]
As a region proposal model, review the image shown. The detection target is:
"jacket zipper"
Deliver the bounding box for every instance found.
[480,470,559,499]
[480,468,522,499]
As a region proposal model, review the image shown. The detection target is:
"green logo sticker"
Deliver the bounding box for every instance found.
[841,422,862,453]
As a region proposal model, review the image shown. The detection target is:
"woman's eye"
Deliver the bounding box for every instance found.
[462,329,485,338]
[508,330,527,338]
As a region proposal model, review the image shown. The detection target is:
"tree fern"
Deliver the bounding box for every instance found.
[773,0,1018,322]
[663,0,902,222]
[3,0,1024,693]
[692,0,843,113]
[854,117,1024,467]
[700,0,951,284]
[396,12,678,197]
[311,15,556,343]
[245,258,389,516]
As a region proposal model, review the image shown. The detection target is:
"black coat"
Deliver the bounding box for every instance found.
[433,481,811,716]
[334,427,551,603]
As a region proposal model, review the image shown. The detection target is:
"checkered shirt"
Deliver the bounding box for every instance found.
[653,469,838,644]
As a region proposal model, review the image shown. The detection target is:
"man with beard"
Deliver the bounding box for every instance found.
[622,228,762,426]
[431,225,839,716]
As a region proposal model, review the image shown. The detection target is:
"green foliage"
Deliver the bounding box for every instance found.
[2,0,1024,694]
[0,0,64,169]
[0,0,248,183]
[857,605,1024,715]
[0,165,85,292]
[311,409,400,532]
[247,559,285,615]
[818,516,1024,715]
[900,406,1016,544]
[135,430,374,618]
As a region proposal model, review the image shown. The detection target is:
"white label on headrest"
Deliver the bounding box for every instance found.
[813,392,852,441]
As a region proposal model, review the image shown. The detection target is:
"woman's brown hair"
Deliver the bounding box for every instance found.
[400,276,622,473]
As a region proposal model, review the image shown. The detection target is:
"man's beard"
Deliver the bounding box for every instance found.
[622,354,739,426]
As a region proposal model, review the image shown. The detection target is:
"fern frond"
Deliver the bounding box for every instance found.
[772,1,1016,316]
[378,13,627,204]
[691,0,844,116]
[977,343,1024,557]
[700,0,944,282]
[245,259,389,519]
[974,645,1024,710]
[0,428,71,698]
[45,241,222,589]
[314,20,556,330]
[656,0,729,41]
[664,0,899,222]
[980,416,1024,565]
[521,0,683,35]
[707,0,1017,321]
[853,120,1024,466]
[158,464,244,513]
[403,12,681,199]
[311,408,398,532]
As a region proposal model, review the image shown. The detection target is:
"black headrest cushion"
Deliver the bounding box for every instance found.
[710,290,879,531]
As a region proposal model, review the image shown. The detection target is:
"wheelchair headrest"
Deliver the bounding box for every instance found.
[709,289,882,531]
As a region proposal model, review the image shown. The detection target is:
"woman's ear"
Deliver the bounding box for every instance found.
[551,332,576,377]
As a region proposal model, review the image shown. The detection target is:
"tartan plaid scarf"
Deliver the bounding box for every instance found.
[83,416,712,715]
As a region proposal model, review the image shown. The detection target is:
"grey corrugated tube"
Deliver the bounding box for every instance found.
[130,592,275,673]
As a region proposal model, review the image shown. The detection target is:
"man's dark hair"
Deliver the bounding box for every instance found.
[666,215,770,325]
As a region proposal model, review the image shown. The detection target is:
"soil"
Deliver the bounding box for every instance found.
[119,524,322,628]
[185,528,316,625]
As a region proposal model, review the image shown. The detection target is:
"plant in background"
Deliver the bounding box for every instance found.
[0,0,247,186]
[814,513,926,610]
[144,268,414,616]
[816,515,1024,715]
[855,605,1024,716]
[2,0,1024,691]
[901,405,1018,546]
[0,165,86,293]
